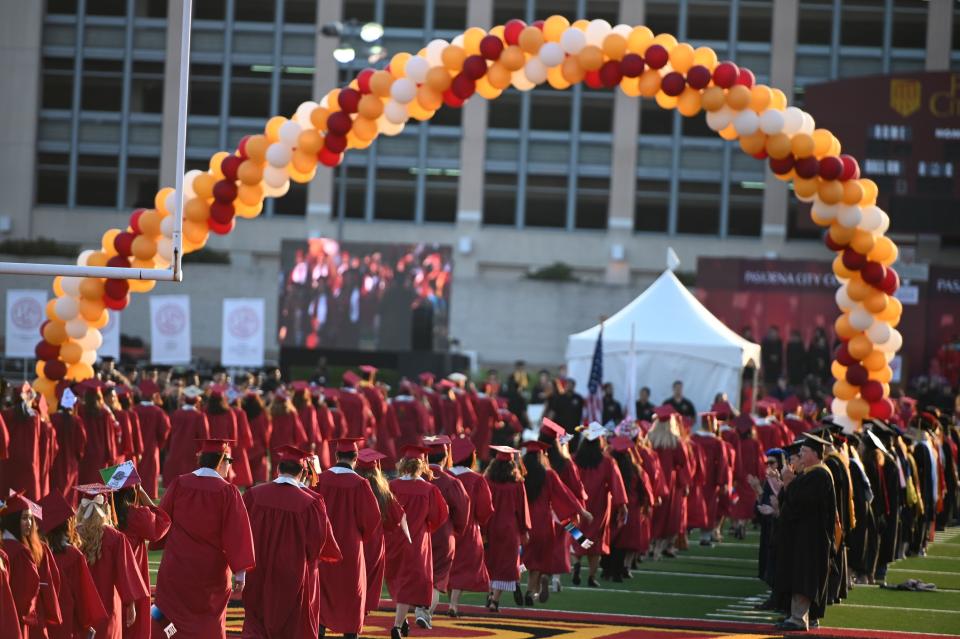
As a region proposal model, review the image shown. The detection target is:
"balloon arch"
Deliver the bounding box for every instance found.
[32,16,903,430]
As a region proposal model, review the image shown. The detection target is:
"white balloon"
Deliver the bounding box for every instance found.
[55,296,79,321]
[512,69,536,91]
[884,351,895,363]
[732,110,759,136]
[160,215,175,238]
[877,210,890,235]
[611,24,633,38]
[835,286,854,311]
[706,106,735,131]
[384,100,410,124]
[262,179,290,198]
[867,321,892,345]
[405,55,430,84]
[837,205,863,229]
[390,78,417,104]
[538,42,565,67]
[885,329,903,353]
[164,191,177,217]
[759,109,785,135]
[799,111,816,135]
[524,58,548,84]
[157,237,173,264]
[264,165,289,189]
[278,120,302,147]
[831,398,849,418]
[585,19,612,46]
[77,250,94,267]
[812,202,839,222]
[425,39,448,67]
[61,277,82,297]
[182,169,203,200]
[451,34,465,48]
[782,107,804,135]
[294,100,318,129]
[377,114,405,136]
[78,328,102,350]
[80,349,97,365]
[850,307,875,331]
[66,318,89,340]
[859,205,883,232]
[560,28,586,54]
[832,414,858,434]
[266,143,293,169]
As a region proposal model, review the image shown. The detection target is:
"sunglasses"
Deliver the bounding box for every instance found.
[223,457,234,465]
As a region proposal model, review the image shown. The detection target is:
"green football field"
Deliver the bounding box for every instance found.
[148,525,960,636]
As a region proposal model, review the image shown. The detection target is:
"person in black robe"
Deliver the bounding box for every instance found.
[754,448,785,610]
[773,433,836,632]
[863,422,903,584]
[844,433,875,584]
[601,383,623,426]
[811,424,853,605]
[936,420,959,530]
[760,326,784,390]
[785,330,807,389]
[910,414,940,556]
[545,380,584,435]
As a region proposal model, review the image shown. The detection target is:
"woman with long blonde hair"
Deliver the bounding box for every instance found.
[648,407,692,560]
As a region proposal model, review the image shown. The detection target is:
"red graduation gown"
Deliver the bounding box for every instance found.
[574,456,629,556]
[131,403,170,499]
[313,404,335,469]
[0,548,24,639]
[0,410,45,500]
[230,407,254,488]
[295,403,322,454]
[359,386,390,453]
[784,415,809,439]
[691,432,729,530]
[652,443,692,539]
[3,539,62,637]
[524,469,581,573]
[388,397,431,452]
[453,391,477,436]
[551,461,587,573]
[50,413,87,501]
[363,497,404,613]
[732,436,766,520]
[153,472,255,639]
[428,466,469,593]
[246,411,272,484]
[120,505,170,639]
[242,480,341,639]
[437,394,462,437]
[48,545,106,639]
[161,408,209,486]
[612,455,656,553]
[448,468,493,593]
[313,468,381,634]
[268,411,308,451]
[470,394,498,462]
[636,446,665,554]
[483,480,530,583]
[418,389,441,435]
[86,527,148,639]
[117,409,142,462]
[385,477,448,605]
[205,411,253,488]
[685,439,709,531]
[337,389,375,440]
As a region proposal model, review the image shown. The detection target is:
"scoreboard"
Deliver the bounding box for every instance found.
[803,72,960,242]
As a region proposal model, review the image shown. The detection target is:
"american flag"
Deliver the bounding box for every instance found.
[585,324,603,424]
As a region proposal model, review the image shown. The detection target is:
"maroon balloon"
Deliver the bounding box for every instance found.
[356,68,375,94]
[532,20,544,30]
[712,61,739,88]
[882,268,900,294]
[462,55,488,80]
[845,363,868,386]
[842,247,867,271]
[869,398,893,420]
[861,380,884,403]
[660,71,685,96]
[326,112,353,136]
[769,155,795,175]
[752,150,768,160]
[338,88,362,114]
[621,54,645,78]
[861,261,886,285]
[318,147,342,167]
[220,155,243,182]
[479,35,504,60]
[104,294,128,311]
[35,341,59,361]
[44,360,67,381]
[208,217,234,236]
[794,156,820,179]
[824,232,846,252]
[836,344,857,367]
[644,44,669,69]
[113,232,135,257]
[442,89,465,108]
[212,179,238,203]
[599,60,623,88]
[685,65,711,89]
[236,135,251,159]
[818,156,844,180]
[451,73,476,100]
[107,255,130,269]
[209,201,235,225]
[839,154,861,181]
[736,67,755,88]
[324,133,347,154]
[584,70,603,89]
[504,19,526,45]
[104,278,129,299]
[129,208,146,234]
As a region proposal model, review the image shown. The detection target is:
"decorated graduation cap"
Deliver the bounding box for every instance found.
[0,490,42,520]
[357,447,387,470]
[333,437,365,454]
[401,444,431,460]
[654,405,676,421]
[521,440,550,453]
[799,432,831,455]
[342,370,362,387]
[59,387,78,410]
[182,385,203,399]
[75,483,116,523]
[450,437,476,465]
[447,372,467,385]
[100,460,142,490]
[732,413,755,433]
[489,445,519,461]
[37,492,75,535]
[582,421,607,442]
[423,434,451,450]
[609,436,634,453]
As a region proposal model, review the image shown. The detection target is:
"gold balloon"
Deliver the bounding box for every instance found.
[79,278,104,300]
[627,26,654,54]
[669,42,695,73]
[298,129,324,154]
[863,350,887,371]
[850,229,876,255]
[463,27,487,54]
[425,67,452,94]
[831,360,847,382]
[692,46,717,70]
[818,180,844,205]
[846,397,870,421]
[519,27,545,54]
[835,314,857,340]
[869,366,893,383]
[43,320,68,345]
[765,133,792,160]
[500,45,526,71]
[638,69,662,97]
[701,86,726,111]
[864,291,888,314]
[101,229,121,256]
[561,57,586,85]
[543,16,570,43]
[833,380,858,401]
[602,34,628,61]
[441,45,466,71]
[833,255,854,279]
[842,180,864,205]
[677,87,702,117]
[794,177,819,199]
[726,85,751,111]
[791,133,815,158]
[739,131,767,156]
[578,46,604,72]
[848,334,873,360]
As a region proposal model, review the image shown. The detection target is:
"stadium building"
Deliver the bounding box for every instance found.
[0,0,958,368]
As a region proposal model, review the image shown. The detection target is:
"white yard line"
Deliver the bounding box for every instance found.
[564,586,740,600]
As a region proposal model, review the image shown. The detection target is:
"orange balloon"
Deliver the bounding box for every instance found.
[718,123,739,141]
[692,46,718,70]
[860,179,879,206]
[154,187,174,215]
[79,278,104,300]
[264,117,286,143]
[812,129,833,158]
[369,72,393,98]
[848,334,873,360]
[864,291,889,314]
[749,85,772,112]
[138,210,161,236]
[618,75,640,97]
[86,252,108,268]
[739,131,767,155]
[238,183,263,206]
[794,177,819,199]
[769,88,787,110]
[390,53,411,77]
[425,67,452,93]
[868,236,898,266]
[488,62,513,89]
[818,180,844,204]
[477,75,505,98]
[829,223,856,245]
[500,45,526,71]
[578,46,604,71]
[652,33,678,50]
[850,229,876,255]
[833,380,858,401]
[863,350,887,371]
[193,173,216,200]
[244,135,269,162]
[292,149,317,174]
[677,87,702,117]
[43,320,68,345]
[791,133,815,158]
[45,299,60,322]
[441,45,466,71]
[878,296,902,323]
[835,314,857,340]
[701,86,726,111]
[638,69,661,97]
[90,310,109,330]
[847,397,870,421]
[519,27,545,54]
[417,85,444,111]
[79,298,105,323]
[765,133,792,159]
[183,219,208,244]
[407,99,434,122]
[543,16,570,43]
[833,255,855,279]
[101,229,120,256]
[842,180,864,205]
[847,277,872,302]
[603,34,628,61]
[67,362,95,382]
[668,42,695,73]
[627,26,654,54]
[831,360,848,382]
[726,85,751,111]
[561,57,586,85]
[656,91,678,110]
[463,27,487,54]
[131,235,157,261]
[869,366,893,383]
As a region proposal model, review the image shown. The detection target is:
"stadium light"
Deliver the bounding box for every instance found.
[333,46,356,64]
[361,22,384,43]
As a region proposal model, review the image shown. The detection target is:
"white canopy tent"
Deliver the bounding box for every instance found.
[565,269,761,417]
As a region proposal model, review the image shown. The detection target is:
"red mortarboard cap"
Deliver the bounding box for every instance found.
[74,483,116,497]
[609,436,634,452]
[321,388,339,402]
[489,445,518,461]
[654,405,676,420]
[359,365,378,375]
[732,414,755,433]
[423,435,451,450]
[418,372,435,384]
[342,371,361,387]
[522,440,549,453]
[114,385,130,397]
[710,401,732,419]
[782,396,800,413]
[540,417,566,440]
[333,437,364,454]
[638,419,652,435]
[273,386,290,400]
[38,492,75,535]
[77,379,102,394]
[450,438,476,464]
[272,445,310,464]
[357,447,387,469]
[437,379,455,390]
[138,380,160,397]
[1,490,42,520]
[290,381,310,392]
[196,438,234,454]
[401,444,431,459]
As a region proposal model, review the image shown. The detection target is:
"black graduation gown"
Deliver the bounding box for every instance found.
[846,457,873,576]
[774,463,836,619]
[912,440,938,535]
[864,448,902,574]
[756,481,781,587]
[823,453,852,602]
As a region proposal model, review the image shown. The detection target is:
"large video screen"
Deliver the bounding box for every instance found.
[278,238,453,351]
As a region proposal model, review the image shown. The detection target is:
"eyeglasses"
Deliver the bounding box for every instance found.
[223,457,234,465]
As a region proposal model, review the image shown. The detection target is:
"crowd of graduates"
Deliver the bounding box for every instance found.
[0,362,957,637]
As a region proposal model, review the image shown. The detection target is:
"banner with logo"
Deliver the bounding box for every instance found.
[99,311,121,360]
[150,295,191,364]
[221,298,265,367]
[5,290,47,358]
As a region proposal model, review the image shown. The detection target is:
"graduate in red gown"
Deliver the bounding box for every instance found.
[435,382,462,436]
[388,382,432,452]
[113,387,143,463]
[690,413,732,546]
[113,477,170,639]
[385,445,448,638]
[204,388,253,488]
[313,438,382,639]
[152,439,256,639]
[291,382,322,454]
[131,384,170,500]
[354,448,405,616]
[241,392,272,484]
[521,440,584,603]
[649,407,692,560]
[338,372,376,440]
[161,386,210,487]
[0,385,51,501]
[607,436,655,581]
[312,393,335,469]
[470,387,499,463]
[359,367,394,456]
[422,436,469,626]
[446,438,492,616]
[1,491,62,636]
[571,423,628,586]
[416,374,441,435]
[730,414,767,539]
[73,483,148,639]
[242,445,341,639]
[267,388,309,450]
[482,446,530,611]
[782,396,811,439]
[0,544,24,639]
[38,491,106,639]
[320,389,349,464]
[448,375,477,437]
[539,419,587,589]
[226,389,255,489]
[49,388,86,502]
[635,433,665,557]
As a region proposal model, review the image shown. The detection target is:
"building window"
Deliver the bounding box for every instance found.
[130,61,164,114]
[41,57,74,110]
[687,2,730,42]
[87,0,126,17]
[230,64,272,118]
[645,1,680,36]
[797,1,833,45]
[533,0,578,22]
[576,176,609,230]
[274,181,309,216]
[189,63,223,116]
[788,198,819,240]
[524,173,567,229]
[634,179,670,233]
[81,59,124,112]
[727,182,762,237]
[195,0,226,20]
[386,0,427,29]
[640,99,673,136]
[435,0,466,30]
[424,173,458,223]
[332,162,368,220]
[284,0,316,24]
[530,90,572,132]
[840,1,883,47]
[891,1,927,50]
[483,172,517,226]
[47,0,78,14]
[493,0,528,27]
[738,1,772,44]
[235,0,275,23]
[488,92,522,130]
[279,68,313,118]
[125,155,160,209]
[374,167,417,221]
[342,0,375,23]
[36,153,70,206]
[677,181,721,235]
[580,93,613,134]
[75,155,119,207]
